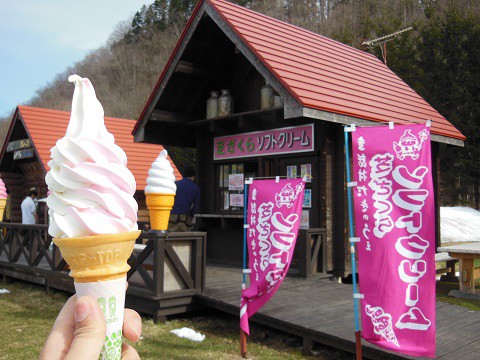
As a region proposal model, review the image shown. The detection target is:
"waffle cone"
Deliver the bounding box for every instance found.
[0,198,6,221]
[382,324,399,347]
[53,230,141,283]
[146,193,175,230]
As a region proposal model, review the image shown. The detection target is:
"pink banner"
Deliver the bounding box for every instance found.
[352,124,436,358]
[240,179,305,334]
[214,124,314,160]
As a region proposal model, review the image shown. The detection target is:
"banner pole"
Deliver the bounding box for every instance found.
[240,181,248,358]
[344,126,363,360]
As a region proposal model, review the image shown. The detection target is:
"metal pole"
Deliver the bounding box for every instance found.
[344,127,363,360]
[240,181,248,358]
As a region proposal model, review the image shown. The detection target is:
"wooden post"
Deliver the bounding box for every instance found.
[240,329,247,358]
[459,257,475,293]
[355,330,363,359]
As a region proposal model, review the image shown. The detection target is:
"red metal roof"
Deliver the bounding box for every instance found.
[208,0,464,140]
[135,0,464,141]
[14,106,181,190]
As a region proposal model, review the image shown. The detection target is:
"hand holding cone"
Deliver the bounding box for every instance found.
[46,75,140,360]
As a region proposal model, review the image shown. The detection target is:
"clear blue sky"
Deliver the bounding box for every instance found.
[0,0,151,118]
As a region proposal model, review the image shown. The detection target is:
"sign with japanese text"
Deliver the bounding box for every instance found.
[352,124,435,358]
[214,124,314,160]
[240,179,305,334]
[13,148,34,160]
[7,138,31,152]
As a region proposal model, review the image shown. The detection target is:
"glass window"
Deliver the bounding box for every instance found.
[216,161,258,212]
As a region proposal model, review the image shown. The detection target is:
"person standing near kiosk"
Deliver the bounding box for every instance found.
[21,187,38,224]
[168,166,200,232]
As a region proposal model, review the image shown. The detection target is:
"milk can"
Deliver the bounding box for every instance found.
[274,95,284,108]
[261,82,274,109]
[218,89,233,116]
[206,91,219,119]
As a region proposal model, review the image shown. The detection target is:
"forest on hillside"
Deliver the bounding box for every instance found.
[1,0,479,208]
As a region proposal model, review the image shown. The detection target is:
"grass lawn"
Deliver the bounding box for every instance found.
[3,278,479,359]
[0,280,353,359]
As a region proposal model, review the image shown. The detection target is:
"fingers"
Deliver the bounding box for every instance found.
[122,343,141,360]
[123,309,142,342]
[39,295,77,360]
[64,296,106,360]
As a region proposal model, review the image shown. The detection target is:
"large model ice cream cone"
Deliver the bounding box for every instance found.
[146,193,175,230]
[53,230,140,283]
[0,178,7,221]
[0,198,6,221]
[145,149,177,231]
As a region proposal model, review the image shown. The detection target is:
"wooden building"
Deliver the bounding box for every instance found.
[132,0,465,278]
[0,106,181,224]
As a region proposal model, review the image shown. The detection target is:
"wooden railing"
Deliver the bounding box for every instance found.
[127,231,207,300]
[301,228,327,277]
[0,223,66,273]
[0,223,207,304]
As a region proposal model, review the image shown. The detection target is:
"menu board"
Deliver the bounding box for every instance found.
[300,210,310,229]
[230,193,244,207]
[228,174,244,191]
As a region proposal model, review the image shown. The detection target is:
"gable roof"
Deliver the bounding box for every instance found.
[2,106,181,191]
[134,0,465,144]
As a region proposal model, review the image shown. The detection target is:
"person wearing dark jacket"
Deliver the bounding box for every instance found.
[168,166,200,232]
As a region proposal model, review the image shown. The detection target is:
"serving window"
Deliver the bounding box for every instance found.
[215,161,258,212]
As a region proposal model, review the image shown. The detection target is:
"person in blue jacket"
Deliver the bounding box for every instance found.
[168,166,200,232]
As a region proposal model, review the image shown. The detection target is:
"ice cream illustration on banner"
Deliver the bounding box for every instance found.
[0,178,7,220]
[365,305,399,347]
[145,150,176,230]
[46,74,141,360]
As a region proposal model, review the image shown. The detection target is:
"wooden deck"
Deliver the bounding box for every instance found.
[197,265,480,360]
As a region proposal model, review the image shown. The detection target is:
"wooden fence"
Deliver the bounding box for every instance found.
[0,223,207,321]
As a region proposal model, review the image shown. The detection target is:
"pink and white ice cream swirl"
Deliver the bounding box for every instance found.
[45,75,138,238]
[0,179,7,199]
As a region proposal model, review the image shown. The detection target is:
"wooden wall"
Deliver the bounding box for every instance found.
[1,167,150,226]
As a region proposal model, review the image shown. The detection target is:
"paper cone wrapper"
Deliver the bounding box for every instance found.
[53,230,141,360]
[146,193,175,230]
[0,198,6,221]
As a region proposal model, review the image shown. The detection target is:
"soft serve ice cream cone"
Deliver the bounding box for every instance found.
[0,178,7,220]
[145,150,177,230]
[46,75,140,360]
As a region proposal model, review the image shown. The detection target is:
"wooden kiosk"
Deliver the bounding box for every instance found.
[133,0,465,279]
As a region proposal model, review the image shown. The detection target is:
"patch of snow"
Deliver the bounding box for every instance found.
[170,327,206,342]
[0,289,10,294]
[441,207,480,244]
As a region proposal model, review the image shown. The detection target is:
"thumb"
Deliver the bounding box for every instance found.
[64,296,106,360]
